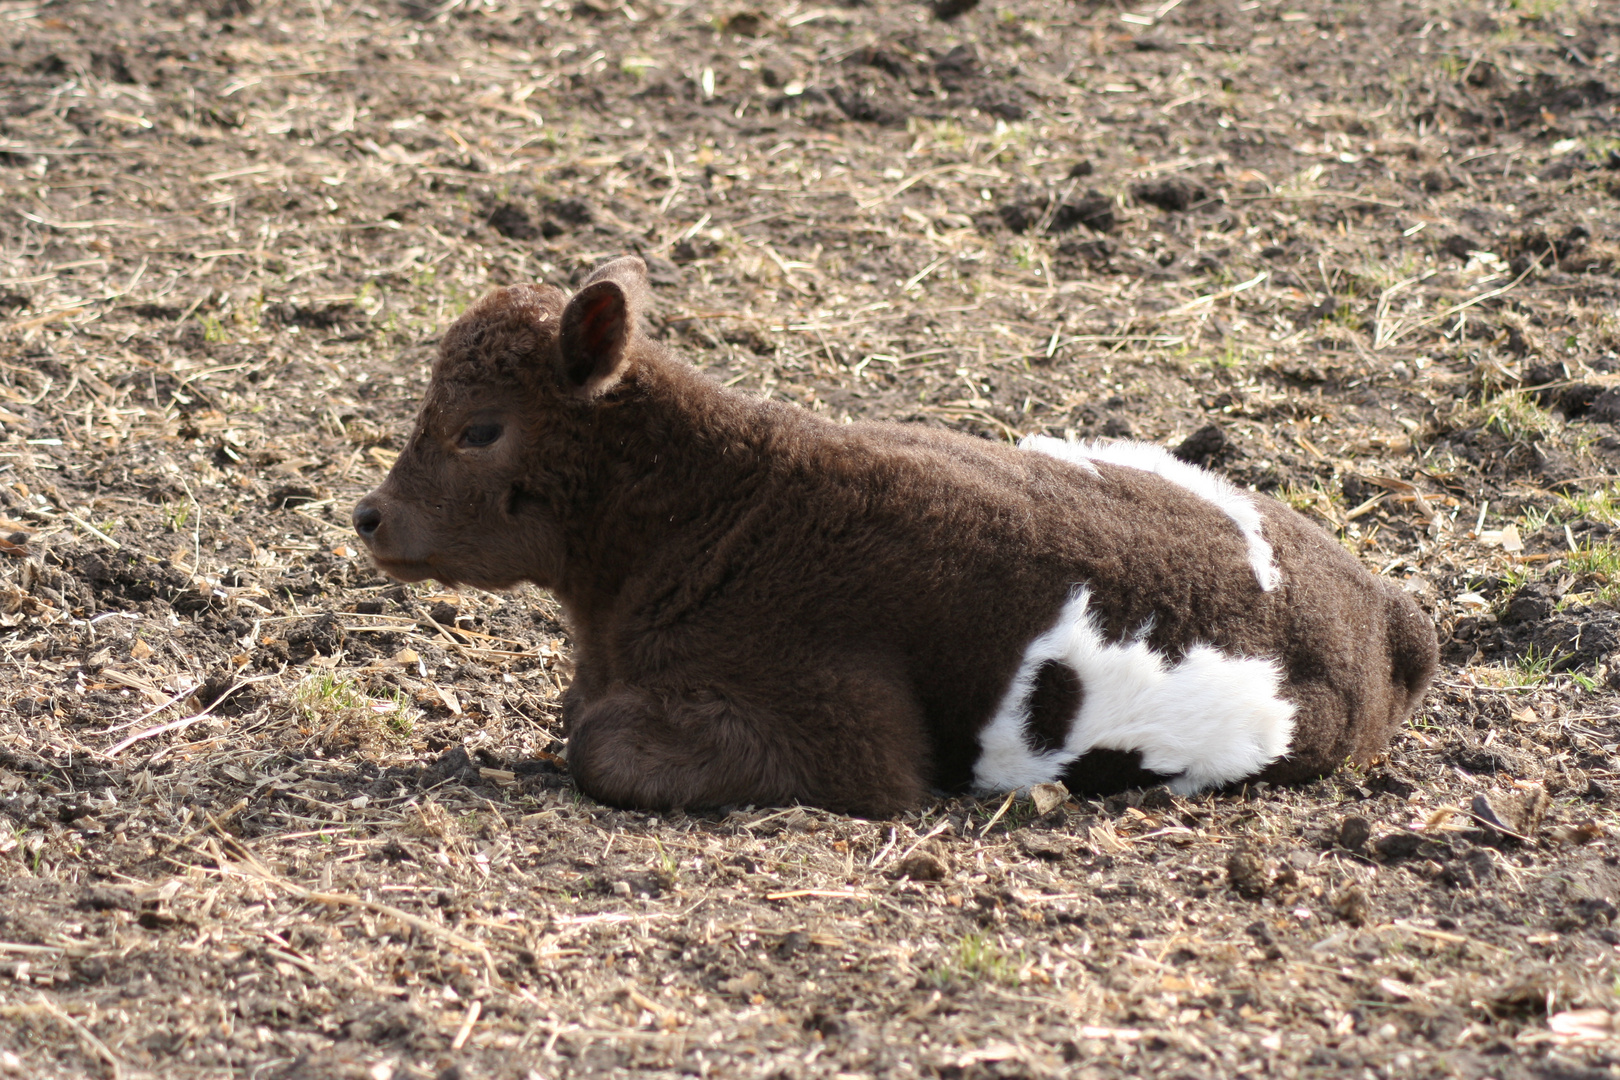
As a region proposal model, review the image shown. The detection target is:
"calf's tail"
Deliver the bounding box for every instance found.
[1385,588,1439,713]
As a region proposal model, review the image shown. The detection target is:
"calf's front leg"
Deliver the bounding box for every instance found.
[564,684,927,817]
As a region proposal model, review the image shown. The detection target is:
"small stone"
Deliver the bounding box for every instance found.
[1333,883,1373,926]
[1172,424,1230,468]
[1049,191,1116,234]
[931,0,979,20]
[895,850,948,882]
[722,10,765,35]
[1470,787,1550,843]
[998,202,1039,234]
[1016,834,1070,862]
[1137,784,1175,812]
[1374,831,1440,861]
[1366,770,1417,799]
[1028,781,1069,815]
[773,931,811,959]
[78,886,138,913]
[718,971,762,996]
[1510,786,1552,835]
[1131,176,1206,212]
[1227,848,1269,899]
[1244,919,1283,959]
[1463,848,1498,884]
[1501,590,1553,625]
[1338,815,1372,851]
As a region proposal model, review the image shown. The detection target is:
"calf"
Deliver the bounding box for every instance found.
[353,256,1437,817]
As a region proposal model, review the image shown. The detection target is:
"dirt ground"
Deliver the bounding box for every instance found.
[0,0,1618,1076]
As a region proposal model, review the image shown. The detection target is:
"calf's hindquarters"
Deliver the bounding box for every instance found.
[556,409,1427,810]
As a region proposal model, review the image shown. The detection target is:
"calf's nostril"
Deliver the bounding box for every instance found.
[353,503,382,539]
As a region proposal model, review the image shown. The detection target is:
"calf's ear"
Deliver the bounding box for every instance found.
[558,256,648,397]
[581,255,649,293]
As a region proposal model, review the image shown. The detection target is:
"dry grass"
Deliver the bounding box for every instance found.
[0,0,1618,1077]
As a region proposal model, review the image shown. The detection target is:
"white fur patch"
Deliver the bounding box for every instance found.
[1020,434,1281,591]
[972,590,1296,796]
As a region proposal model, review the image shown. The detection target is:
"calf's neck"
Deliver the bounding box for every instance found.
[354,256,1437,817]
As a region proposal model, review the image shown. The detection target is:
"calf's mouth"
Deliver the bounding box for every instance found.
[352,494,444,583]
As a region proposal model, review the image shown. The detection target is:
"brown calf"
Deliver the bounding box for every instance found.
[353,256,1437,817]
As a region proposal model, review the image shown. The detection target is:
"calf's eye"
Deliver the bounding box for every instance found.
[460,423,502,448]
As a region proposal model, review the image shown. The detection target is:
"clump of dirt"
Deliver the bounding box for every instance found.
[0,0,1617,1077]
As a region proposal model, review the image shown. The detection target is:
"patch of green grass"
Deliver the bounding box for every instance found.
[619,55,657,79]
[1518,502,1557,533]
[294,672,417,745]
[1510,0,1562,20]
[1495,563,1536,597]
[1456,390,1559,444]
[931,933,1024,988]
[385,708,414,739]
[295,671,369,715]
[1276,163,1327,199]
[1519,484,1620,539]
[1503,647,1557,688]
[197,313,228,344]
[1279,481,1344,527]
[1582,136,1620,163]
[1566,542,1620,578]
[654,838,679,882]
[1556,484,1620,528]
[1562,542,1620,607]
[1368,252,1427,293]
[1203,341,1254,370]
[1484,391,1559,441]
[409,264,437,294]
[230,294,264,334]
[907,116,970,152]
[1329,302,1362,329]
[986,120,1036,161]
[973,788,1050,833]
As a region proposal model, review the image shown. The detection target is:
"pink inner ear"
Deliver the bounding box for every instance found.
[578,297,623,354]
[562,282,629,388]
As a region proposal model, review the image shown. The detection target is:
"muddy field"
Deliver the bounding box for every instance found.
[0,0,1618,1076]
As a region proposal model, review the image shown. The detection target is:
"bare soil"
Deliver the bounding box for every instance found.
[0,0,1618,1077]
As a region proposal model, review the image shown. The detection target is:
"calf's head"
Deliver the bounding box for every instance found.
[353,256,650,589]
